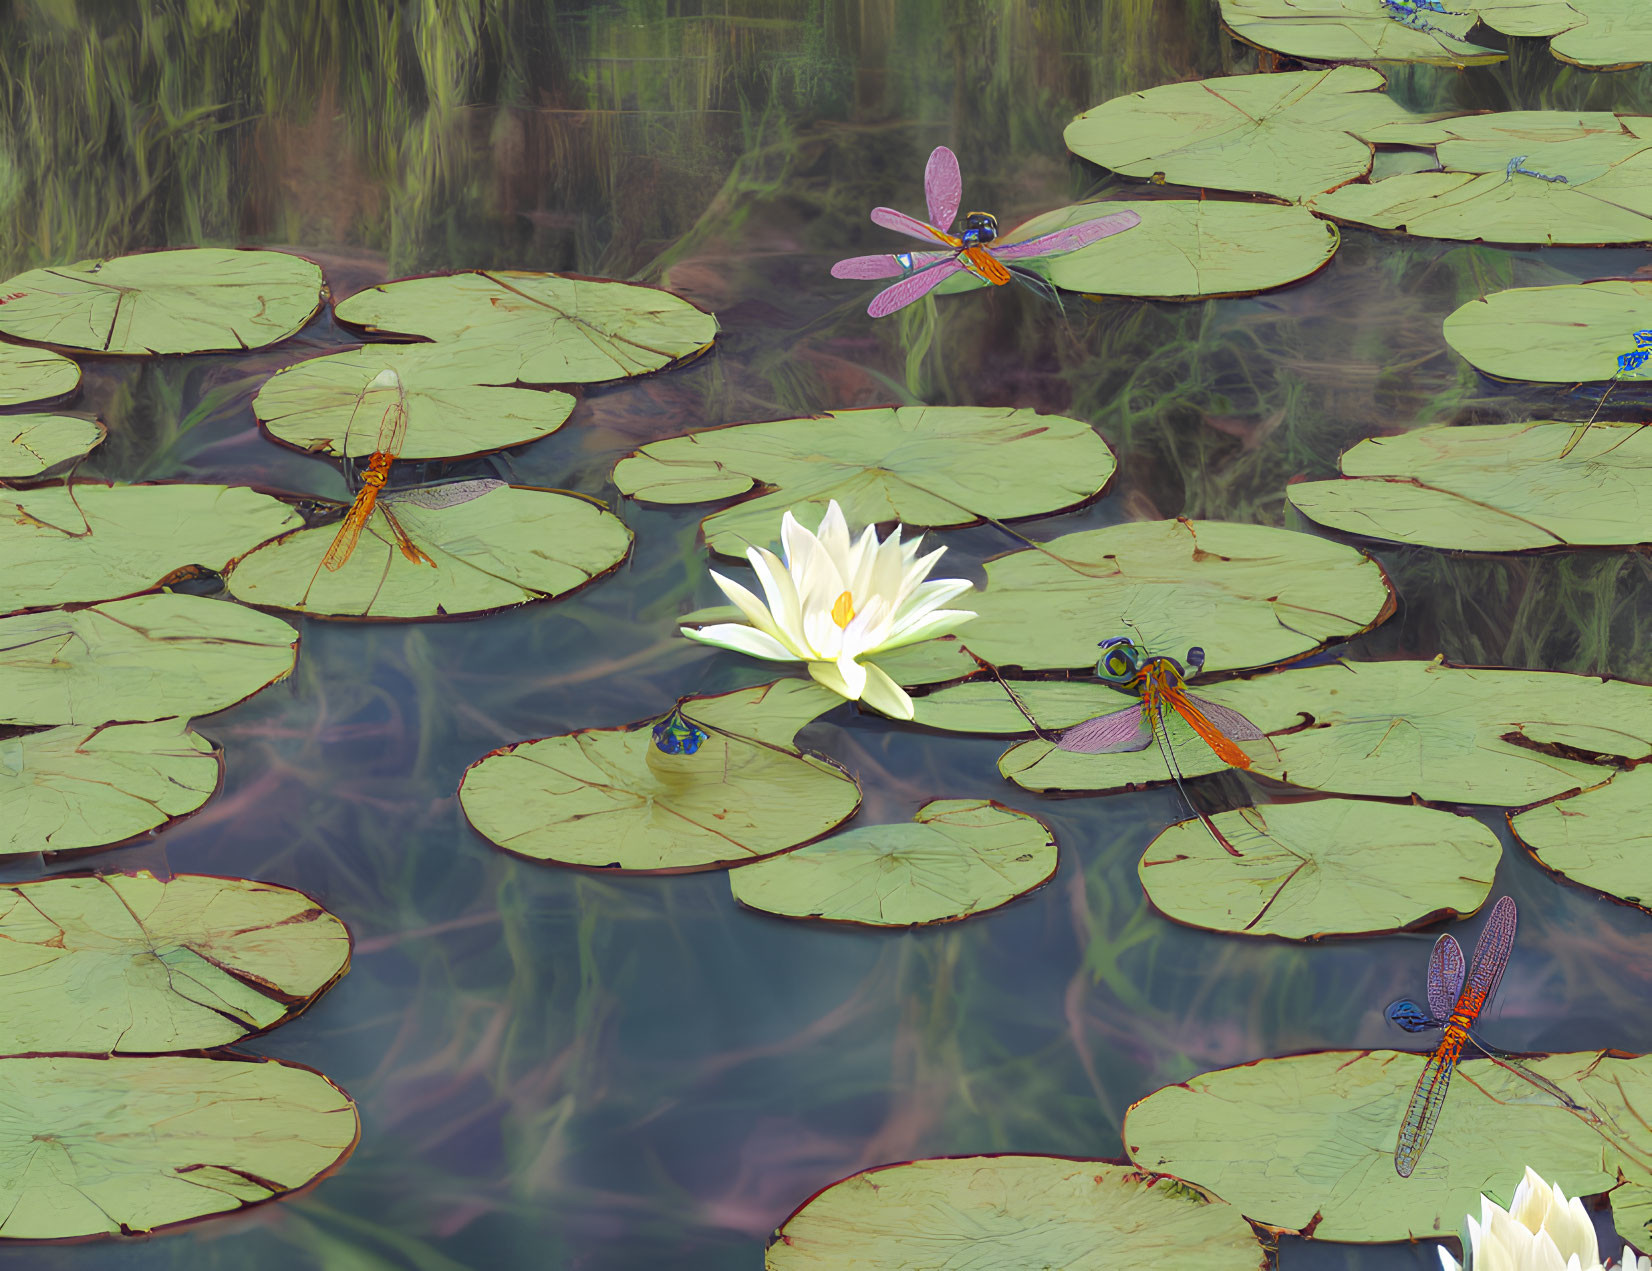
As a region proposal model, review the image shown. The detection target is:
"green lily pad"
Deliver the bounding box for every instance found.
[254,343,575,461]
[1140,801,1500,938]
[1004,200,1340,300]
[962,660,1652,805]
[0,340,79,406]
[1308,112,1652,244]
[1064,67,1429,202]
[613,406,1116,558]
[332,270,717,384]
[0,871,349,1055]
[1288,422,1652,551]
[224,484,632,621]
[2,720,220,857]
[0,1053,357,1238]
[0,484,303,616]
[1476,0,1652,69]
[1216,0,1505,65]
[0,593,299,727]
[0,249,324,356]
[0,414,104,479]
[875,519,1393,687]
[729,799,1057,927]
[1124,1049,1638,1242]
[1510,766,1652,912]
[1443,280,1652,383]
[767,1157,1264,1270]
[460,680,858,873]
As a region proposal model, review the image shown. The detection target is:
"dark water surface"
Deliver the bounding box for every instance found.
[4,3,1652,1268]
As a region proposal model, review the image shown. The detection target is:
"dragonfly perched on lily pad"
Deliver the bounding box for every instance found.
[977,636,1271,857]
[652,705,709,755]
[1559,329,1652,459]
[316,367,503,575]
[831,146,1141,317]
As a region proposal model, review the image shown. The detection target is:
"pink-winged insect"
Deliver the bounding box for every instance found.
[830,145,1140,317]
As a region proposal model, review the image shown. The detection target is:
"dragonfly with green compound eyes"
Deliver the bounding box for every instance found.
[976,636,1272,858]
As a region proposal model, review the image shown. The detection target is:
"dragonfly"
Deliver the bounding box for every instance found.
[1380,0,1465,35]
[651,705,709,755]
[319,368,502,573]
[830,146,1141,318]
[1393,895,1525,1177]
[1504,156,1568,185]
[1559,329,1652,459]
[975,636,1271,858]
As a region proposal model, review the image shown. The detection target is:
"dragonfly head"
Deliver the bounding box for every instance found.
[960,211,998,246]
[1095,636,1145,684]
[1384,998,1437,1033]
[1635,329,1652,348]
[1184,647,1206,677]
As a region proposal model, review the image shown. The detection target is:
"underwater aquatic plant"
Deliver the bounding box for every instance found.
[681,500,975,720]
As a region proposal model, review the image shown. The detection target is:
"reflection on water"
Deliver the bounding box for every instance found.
[3,2,1652,1268]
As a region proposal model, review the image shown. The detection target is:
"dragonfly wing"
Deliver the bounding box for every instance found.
[992,210,1143,260]
[1427,934,1466,1023]
[378,502,435,568]
[1181,694,1267,743]
[386,479,506,510]
[1055,703,1153,754]
[867,259,965,318]
[1163,686,1256,770]
[924,146,962,233]
[870,206,960,246]
[1462,895,1517,1019]
[1395,1040,1460,1177]
[831,251,953,280]
[321,497,372,572]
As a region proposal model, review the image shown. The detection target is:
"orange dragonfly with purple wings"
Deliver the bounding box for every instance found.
[980,636,1270,858]
[320,368,501,573]
[1391,896,1520,1177]
[830,146,1141,318]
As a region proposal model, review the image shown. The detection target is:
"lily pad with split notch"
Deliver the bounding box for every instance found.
[1443,280,1652,383]
[1474,0,1652,69]
[0,1053,357,1239]
[0,341,79,407]
[0,483,302,616]
[1216,0,1504,65]
[459,679,860,873]
[1124,1048,1644,1243]
[0,593,299,727]
[254,342,576,461]
[967,659,1652,806]
[767,1156,1266,1270]
[0,414,104,480]
[1288,422,1652,551]
[1510,765,1652,912]
[1064,67,1437,201]
[0,870,350,1055]
[1140,801,1500,938]
[0,249,324,356]
[613,406,1116,558]
[332,270,717,384]
[870,518,1394,687]
[1307,111,1652,244]
[1,720,221,858]
[224,483,632,621]
[729,799,1057,927]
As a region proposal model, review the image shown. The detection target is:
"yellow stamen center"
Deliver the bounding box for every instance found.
[831,590,856,629]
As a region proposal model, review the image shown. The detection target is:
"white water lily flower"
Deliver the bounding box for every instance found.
[681,501,976,720]
[1438,1168,1645,1271]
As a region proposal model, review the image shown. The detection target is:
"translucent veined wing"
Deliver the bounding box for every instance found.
[1395,1036,1464,1177]
[870,206,961,246]
[992,210,1143,260]
[1161,685,1255,770]
[1460,895,1517,1021]
[377,501,436,568]
[1427,934,1466,1023]
[924,146,963,234]
[1180,694,1267,743]
[867,258,966,318]
[321,494,375,572]
[385,479,507,510]
[366,393,409,459]
[1054,702,1153,754]
[831,250,954,280]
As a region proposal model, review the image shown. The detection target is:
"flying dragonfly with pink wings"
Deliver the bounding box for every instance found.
[831,146,1142,318]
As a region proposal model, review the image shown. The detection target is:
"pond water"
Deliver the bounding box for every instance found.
[4,2,1652,1268]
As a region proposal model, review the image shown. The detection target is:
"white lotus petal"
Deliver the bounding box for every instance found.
[681,622,796,661]
[808,657,855,702]
[747,545,807,649]
[709,569,795,651]
[833,651,868,699]
[879,607,977,651]
[859,660,915,720]
[842,593,893,655]
[815,500,853,562]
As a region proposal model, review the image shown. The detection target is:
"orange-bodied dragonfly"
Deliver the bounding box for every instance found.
[980,636,1270,858]
[1393,895,1518,1177]
[323,368,432,571]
